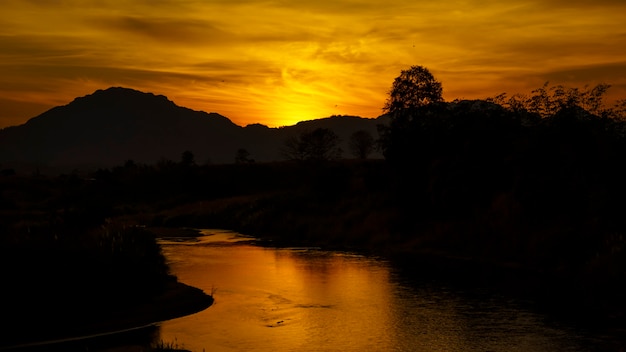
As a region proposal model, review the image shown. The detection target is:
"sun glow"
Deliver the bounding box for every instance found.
[1,0,625,128]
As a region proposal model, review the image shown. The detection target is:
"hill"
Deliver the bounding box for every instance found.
[0,87,387,173]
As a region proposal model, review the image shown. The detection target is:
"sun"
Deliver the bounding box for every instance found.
[271,100,333,127]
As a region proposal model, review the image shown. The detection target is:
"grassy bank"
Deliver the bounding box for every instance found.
[0,213,213,349]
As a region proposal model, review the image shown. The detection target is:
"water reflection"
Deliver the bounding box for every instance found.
[156,229,611,352]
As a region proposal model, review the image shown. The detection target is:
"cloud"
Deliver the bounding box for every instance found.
[1,0,625,128]
[541,62,626,86]
[94,16,234,45]
[528,0,626,8]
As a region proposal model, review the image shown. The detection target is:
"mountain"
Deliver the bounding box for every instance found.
[0,87,387,173]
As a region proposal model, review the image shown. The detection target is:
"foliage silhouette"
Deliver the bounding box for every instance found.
[378,66,445,163]
[235,148,255,164]
[383,65,443,115]
[348,130,375,159]
[371,66,626,322]
[487,81,626,119]
[180,150,196,167]
[281,127,342,161]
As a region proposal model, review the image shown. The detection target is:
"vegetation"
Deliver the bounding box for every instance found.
[281,127,343,161]
[383,65,443,114]
[376,69,626,323]
[151,338,191,352]
[0,172,213,347]
[348,130,376,159]
[235,148,255,164]
[2,65,626,348]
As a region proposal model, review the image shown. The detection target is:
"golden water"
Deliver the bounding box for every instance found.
[156,229,606,352]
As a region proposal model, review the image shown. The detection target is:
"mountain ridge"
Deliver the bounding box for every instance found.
[0,87,387,173]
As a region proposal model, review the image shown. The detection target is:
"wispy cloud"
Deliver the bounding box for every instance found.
[94,16,233,45]
[1,0,625,128]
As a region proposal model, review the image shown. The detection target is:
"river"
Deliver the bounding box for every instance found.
[153,229,619,351]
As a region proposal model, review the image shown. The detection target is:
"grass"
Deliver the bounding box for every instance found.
[150,338,191,352]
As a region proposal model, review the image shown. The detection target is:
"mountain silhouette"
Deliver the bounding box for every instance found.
[0,87,387,173]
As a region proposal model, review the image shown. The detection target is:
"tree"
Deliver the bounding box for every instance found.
[349,130,375,159]
[487,82,618,118]
[235,148,255,164]
[378,65,444,161]
[180,150,196,167]
[282,135,308,161]
[383,65,443,116]
[282,128,342,161]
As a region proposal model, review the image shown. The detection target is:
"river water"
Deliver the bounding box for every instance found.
[154,229,620,352]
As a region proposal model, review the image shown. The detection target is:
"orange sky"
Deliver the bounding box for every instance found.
[1,1,625,128]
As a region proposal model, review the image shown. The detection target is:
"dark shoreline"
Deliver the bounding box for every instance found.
[1,280,213,351]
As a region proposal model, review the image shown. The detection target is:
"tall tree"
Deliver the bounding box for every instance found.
[383,65,443,116]
[379,65,444,161]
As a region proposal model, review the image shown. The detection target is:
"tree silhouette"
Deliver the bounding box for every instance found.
[383,65,443,116]
[282,135,308,161]
[180,150,196,167]
[378,65,445,162]
[282,128,342,161]
[235,148,255,164]
[349,130,375,159]
[487,82,619,118]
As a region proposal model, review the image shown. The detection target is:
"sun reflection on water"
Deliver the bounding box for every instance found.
[157,229,605,352]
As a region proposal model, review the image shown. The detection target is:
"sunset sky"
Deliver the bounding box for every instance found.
[1,0,625,129]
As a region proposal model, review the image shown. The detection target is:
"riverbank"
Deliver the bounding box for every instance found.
[123,189,626,337]
[4,157,626,348]
[1,280,213,351]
